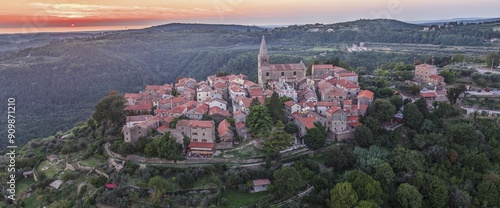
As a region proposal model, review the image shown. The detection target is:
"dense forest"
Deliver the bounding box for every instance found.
[1,19,500,149]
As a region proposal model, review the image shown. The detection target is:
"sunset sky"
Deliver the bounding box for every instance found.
[1,0,499,33]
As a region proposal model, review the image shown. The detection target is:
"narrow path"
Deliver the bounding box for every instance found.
[275,185,315,207]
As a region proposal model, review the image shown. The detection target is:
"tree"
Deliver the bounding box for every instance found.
[391,146,425,173]
[485,51,500,68]
[346,170,384,204]
[476,175,500,206]
[266,92,286,124]
[449,188,471,208]
[271,166,305,199]
[148,176,168,203]
[396,183,423,208]
[362,116,381,132]
[247,105,273,137]
[262,121,292,153]
[355,125,373,147]
[446,84,466,105]
[390,95,403,110]
[93,94,126,126]
[303,122,327,150]
[284,122,299,134]
[324,145,356,171]
[414,98,430,119]
[329,182,358,208]
[438,69,456,84]
[374,162,395,188]
[424,176,448,208]
[403,103,424,129]
[367,99,396,122]
[145,133,183,160]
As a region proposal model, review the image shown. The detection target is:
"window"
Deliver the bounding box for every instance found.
[281,72,284,76]
[266,72,269,76]
[202,139,207,142]
[193,132,198,136]
[294,71,296,76]
[203,133,205,136]
[193,139,198,142]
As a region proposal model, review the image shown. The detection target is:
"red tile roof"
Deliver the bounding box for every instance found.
[429,74,444,80]
[336,80,360,89]
[105,183,117,189]
[420,92,437,98]
[188,142,214,149]
[124,102,153,111]
[316,101,333,107]
[209,106,231,117]
[269,63,305,71]
[157,124,170,132]
[313,64,334,69]
[416,64,437,70]
[146,85,162,91]
[249,88,263,97]
[349,122,362,127]
[177,120,214,128]
[326,106,342,114]
[235,122,246,129]
[357,90,374,100]
[124,93,141,99]
[252,179,271,186]
[344,99,353,105]
[337,72,358,77]
[298,116,317,129]
[284,100,295,107]
[347,116,359,122]
[171,105,187,114]
[218,119,231,137]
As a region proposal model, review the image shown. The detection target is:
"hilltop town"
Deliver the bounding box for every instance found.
[118,36,460,160]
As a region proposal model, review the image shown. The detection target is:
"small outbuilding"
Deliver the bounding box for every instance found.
[252,179,271,192]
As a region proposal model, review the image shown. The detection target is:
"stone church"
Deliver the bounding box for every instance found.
[257,36,307,88]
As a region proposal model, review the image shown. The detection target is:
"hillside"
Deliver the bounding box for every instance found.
[1,19,499,149]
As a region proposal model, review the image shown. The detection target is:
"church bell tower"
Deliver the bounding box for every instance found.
[258,36,269,68]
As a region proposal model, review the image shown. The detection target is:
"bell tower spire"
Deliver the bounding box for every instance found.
[258,36,269,68]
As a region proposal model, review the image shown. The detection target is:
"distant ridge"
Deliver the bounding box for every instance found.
[145,23,264,32]
[408,17,500,25]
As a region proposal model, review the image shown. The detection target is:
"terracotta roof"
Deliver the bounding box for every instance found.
[429,74,444,80]
[230,85,245,93]
[171,97,187,104]
[124,93,141,99]
[337,72,358,77]
[420,92,437,98]
[326,106,342,114]
[416,64,437,70]
[316,101,333,107]
[332,66,348,73]
[349,122,362,127]
[214,82,227,89]
[347,116,359,122]
[269,63,305,71]
[171,105,187,114]
[284,100,295,107]
[249,88,263,97]
[235,122,246,129]
[312,64,334,69]
[218,119,231,137]
[298,116,317,129]
[344,100,353,105]
[209,106,231,116]
[157,124,170,132]
[252,179,271,186]
[188,142,214,149]
[336,80,360,89]
[146,85,162,91]
[357,90,374,100]
[105,183,117,189]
